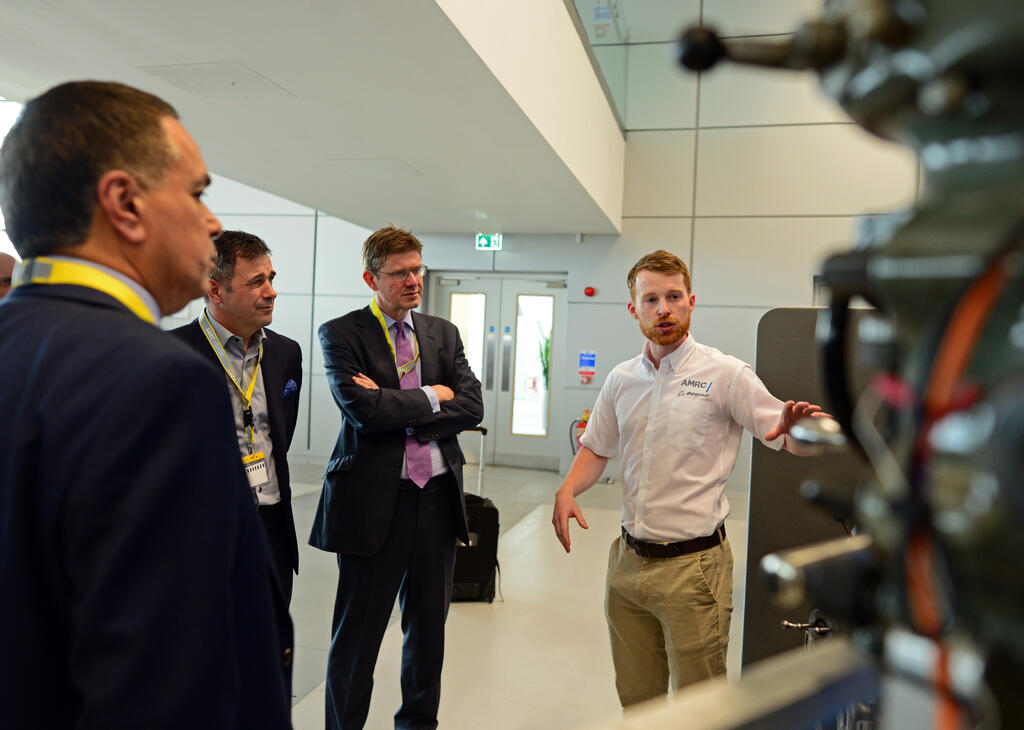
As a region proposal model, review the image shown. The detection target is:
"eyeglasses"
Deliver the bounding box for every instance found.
[378,265,427,282]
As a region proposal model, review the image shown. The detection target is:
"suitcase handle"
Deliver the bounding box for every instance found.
[464,425,487,495]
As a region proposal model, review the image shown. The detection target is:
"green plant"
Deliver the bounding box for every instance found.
[538,332,550,390]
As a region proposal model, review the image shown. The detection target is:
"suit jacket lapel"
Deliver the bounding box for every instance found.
[360,306,401,388]
[412,312,440,385]
[260,334,287,451]
[191,319,221,370]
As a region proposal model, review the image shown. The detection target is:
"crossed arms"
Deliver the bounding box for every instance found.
[319,317,482,440]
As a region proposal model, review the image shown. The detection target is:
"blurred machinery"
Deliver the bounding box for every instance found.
[672,1,1024,728]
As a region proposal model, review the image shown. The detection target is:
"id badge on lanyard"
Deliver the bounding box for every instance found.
[242,451,270,491]
[199,310,269,496]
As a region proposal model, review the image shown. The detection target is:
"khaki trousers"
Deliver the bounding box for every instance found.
[605,534,733,708]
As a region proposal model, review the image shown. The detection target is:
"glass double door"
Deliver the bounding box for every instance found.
[429,272,566,469]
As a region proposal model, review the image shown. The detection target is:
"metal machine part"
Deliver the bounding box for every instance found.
[674,1,1024,727]
[584,638,878,730]
[791,415,850,452]
[761,534,877,620]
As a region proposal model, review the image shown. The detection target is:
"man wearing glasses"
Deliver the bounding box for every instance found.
[312,224,482,730]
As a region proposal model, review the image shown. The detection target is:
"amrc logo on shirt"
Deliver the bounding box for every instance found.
[678,379,712,398]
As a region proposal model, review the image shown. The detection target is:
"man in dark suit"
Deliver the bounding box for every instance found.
[312,225,483,730]
[0,81,292,728]
[172,230,303,603]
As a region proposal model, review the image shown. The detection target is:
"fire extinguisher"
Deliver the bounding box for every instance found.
[569,409,591,455]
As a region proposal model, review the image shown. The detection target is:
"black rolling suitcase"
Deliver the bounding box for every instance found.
[453,493,499,602]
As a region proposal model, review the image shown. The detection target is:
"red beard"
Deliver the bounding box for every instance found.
[641,318,688,346]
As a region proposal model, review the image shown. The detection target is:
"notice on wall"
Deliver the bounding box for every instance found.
[578,350,596,384]
[593,5,611,37]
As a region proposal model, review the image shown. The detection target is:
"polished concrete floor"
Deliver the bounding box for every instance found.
[286,461,751,729]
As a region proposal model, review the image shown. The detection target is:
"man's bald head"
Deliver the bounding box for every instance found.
[0,252,15,299]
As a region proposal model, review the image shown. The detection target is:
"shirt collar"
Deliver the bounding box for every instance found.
[204,307,265,349]
[381,309,415,332]
[48,255,161,322]
[641,332,696,371]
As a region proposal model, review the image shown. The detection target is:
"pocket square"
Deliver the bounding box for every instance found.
[283,379,298,398]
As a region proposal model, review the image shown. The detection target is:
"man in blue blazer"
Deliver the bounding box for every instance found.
[312,225,483,730]
[172,230,303,603]
[0,81,292,728]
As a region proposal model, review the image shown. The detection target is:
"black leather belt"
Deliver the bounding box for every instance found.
[621,525,726,558]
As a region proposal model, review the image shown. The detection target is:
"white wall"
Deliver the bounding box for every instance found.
[4,1,920,487]
[436,0,624,229]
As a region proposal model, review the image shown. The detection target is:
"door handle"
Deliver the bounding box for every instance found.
[485,327,496,390]
[500,325,513,392]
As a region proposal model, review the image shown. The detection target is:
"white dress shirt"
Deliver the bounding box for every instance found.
[580,334,786,542]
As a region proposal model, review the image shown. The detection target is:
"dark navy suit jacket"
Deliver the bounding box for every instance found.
[171,318,303,576]
[310,306,483,556]
[0,284,292,729]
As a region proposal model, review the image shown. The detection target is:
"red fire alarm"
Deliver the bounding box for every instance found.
[584,286,596,297]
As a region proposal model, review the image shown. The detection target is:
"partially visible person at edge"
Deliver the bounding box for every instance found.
[552,249,828,709]
[0,80,292,728]
[0,252,15,298]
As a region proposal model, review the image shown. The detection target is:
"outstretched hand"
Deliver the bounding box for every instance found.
[764,400,828,441]
[552,489,589,553]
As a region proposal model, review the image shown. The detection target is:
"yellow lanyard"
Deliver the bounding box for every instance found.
[199,309,263,449]
[370,296,419,376]
[12,257,156,324]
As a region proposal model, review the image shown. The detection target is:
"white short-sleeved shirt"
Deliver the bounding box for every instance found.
[580,334,786,542]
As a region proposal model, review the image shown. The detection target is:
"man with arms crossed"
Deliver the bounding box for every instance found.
[312,225,482,730]
[172,230,303,604]
[0,81,291,728]
[552,249,825,708]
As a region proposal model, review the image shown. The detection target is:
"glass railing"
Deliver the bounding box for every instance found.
[569,0,628,128]
[568,0,710,132]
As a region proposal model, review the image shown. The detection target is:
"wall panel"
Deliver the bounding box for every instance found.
[700,63,847,128]
[215,214,316,296]
[205,173,313,216]
[624,42,697,130]
[623,130,695,216]
[696,124,917,216]
[313,216,372,297]
[568,218,693,304]
[693,217,856,307]
[702,0,823,36]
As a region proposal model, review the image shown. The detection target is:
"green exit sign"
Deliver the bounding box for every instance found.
[476,233,503,251]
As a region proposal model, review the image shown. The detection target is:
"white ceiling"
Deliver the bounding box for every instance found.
[0,1,622,234]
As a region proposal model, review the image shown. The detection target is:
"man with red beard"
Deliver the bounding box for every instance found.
[552,249,824,708]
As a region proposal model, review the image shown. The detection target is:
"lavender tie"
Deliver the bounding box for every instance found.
[395,321,433,487]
